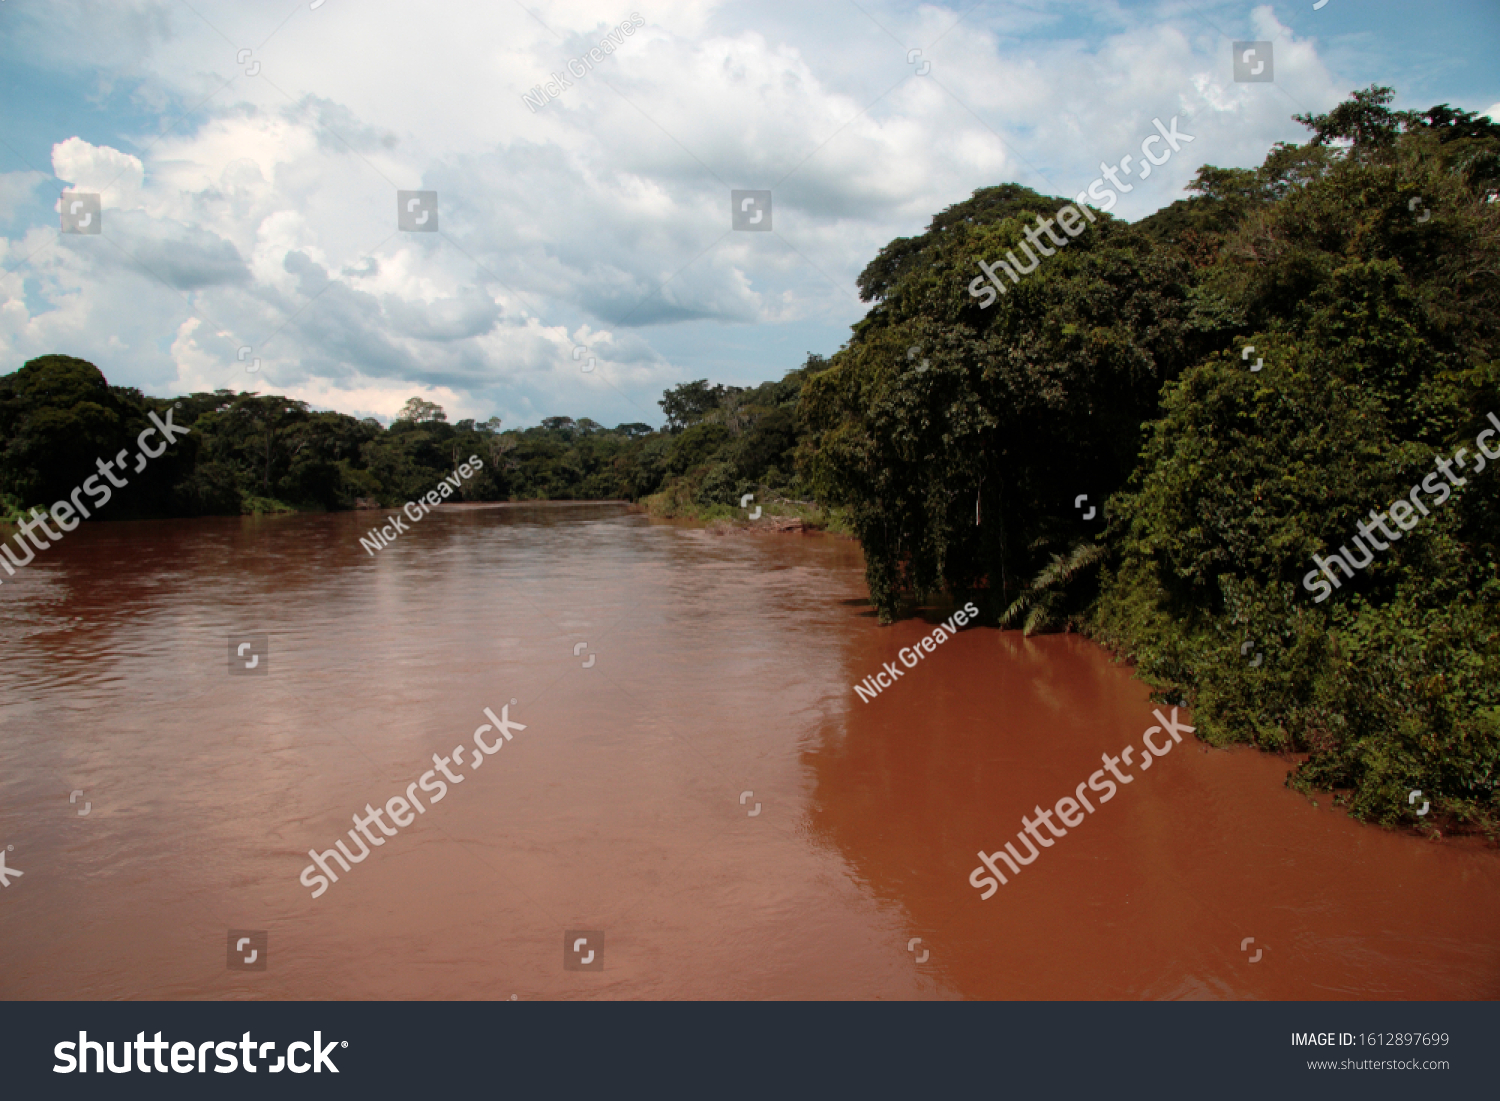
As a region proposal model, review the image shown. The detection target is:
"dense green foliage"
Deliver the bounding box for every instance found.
[1096,91,1500,830]
[641,358,828,522]
[800,88,1500,831]
[799,180,1201,617]
[0,361,817,522]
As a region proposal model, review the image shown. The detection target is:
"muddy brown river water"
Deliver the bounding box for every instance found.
[1,502,1496,1000]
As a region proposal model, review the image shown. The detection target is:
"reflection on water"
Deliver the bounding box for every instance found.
[0,504,1496,1000]
[811,629,1500,999]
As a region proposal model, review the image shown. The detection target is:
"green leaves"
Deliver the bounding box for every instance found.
[1001,541,1108,635]
[0,356,130,506]
[1097,88,1500,830]
[804,184,1197,620]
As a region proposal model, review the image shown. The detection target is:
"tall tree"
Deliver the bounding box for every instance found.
[229,395,310,493]
[396,397,448,424]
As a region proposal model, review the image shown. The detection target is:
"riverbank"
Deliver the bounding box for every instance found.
[0,490,312,523]
[641,484,855,536]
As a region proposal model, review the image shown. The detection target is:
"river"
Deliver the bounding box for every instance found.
[1,502,1496,999]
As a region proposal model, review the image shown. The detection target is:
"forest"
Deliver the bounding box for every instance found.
[4,87,1497,831]
[0,358,822,520]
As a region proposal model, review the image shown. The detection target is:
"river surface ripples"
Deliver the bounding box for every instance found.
[1,503,1496,999]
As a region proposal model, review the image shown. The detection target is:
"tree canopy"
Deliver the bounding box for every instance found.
[794,85,1500,829]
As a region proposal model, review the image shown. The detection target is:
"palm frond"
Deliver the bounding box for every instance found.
[1024,596,1060,636]
[999,540,1107,634]
[1000,586,1041,628]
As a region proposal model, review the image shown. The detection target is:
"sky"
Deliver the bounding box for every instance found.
[1,0,1497,430]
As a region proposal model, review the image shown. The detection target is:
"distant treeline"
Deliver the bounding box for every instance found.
[0,360,819,521]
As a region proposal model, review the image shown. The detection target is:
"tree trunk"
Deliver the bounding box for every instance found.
[996,464,1009,610]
